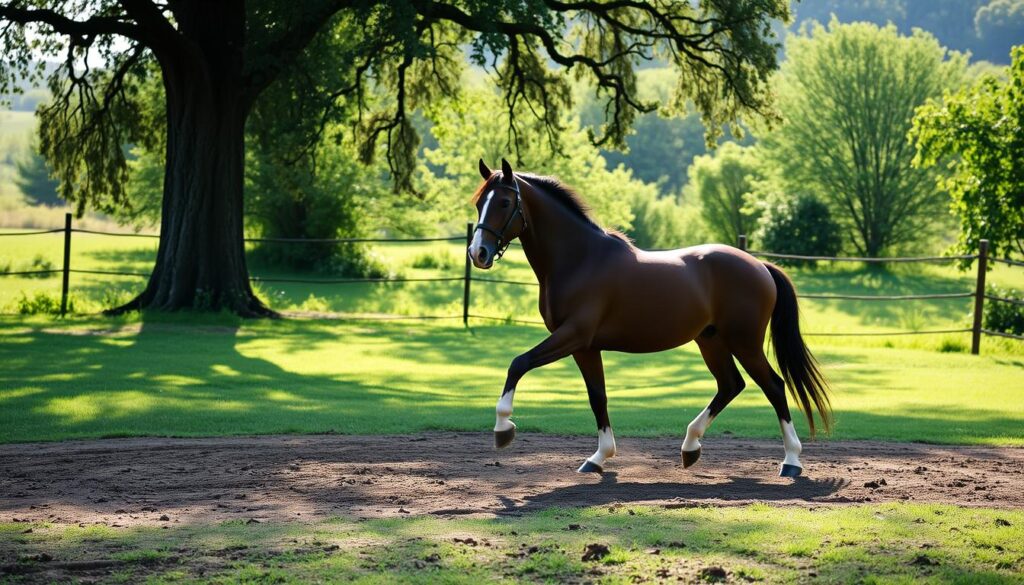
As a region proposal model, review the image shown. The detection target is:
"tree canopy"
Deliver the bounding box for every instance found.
[911,45,1024,262]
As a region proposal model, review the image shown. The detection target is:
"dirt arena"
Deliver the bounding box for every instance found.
[2,432,1022,527]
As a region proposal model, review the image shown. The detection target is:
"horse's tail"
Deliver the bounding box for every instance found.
[764,262,832,436]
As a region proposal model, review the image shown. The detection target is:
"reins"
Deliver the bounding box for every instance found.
[474,178,527,261]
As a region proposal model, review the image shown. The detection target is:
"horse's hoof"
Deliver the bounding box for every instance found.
[779,463,802,478]
[494,427,516,449]
[681,448,701,468]
[577,460,603,474]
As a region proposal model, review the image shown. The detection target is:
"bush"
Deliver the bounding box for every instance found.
[26,255,56,278]
[411,249,458,271]
[984,286,1024,336]
[754,194,842,267]
[16,291,71,315]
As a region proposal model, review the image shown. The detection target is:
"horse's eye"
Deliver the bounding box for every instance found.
[501,199,511,209]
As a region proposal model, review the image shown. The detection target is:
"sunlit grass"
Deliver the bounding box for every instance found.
[1,503,1021,583]
[0,315,1021,445]
[2,230,1023,356]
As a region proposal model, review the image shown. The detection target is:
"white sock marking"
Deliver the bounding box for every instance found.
[494,389,515,432]
[586,427,617,467]
[682,407,713,452]
[780,419,803,468]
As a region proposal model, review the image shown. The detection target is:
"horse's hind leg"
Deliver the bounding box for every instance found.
[732,346,803,477]
[573,350,616,473]
[682,335,746,468]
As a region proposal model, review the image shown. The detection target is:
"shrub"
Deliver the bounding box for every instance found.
[754,194,842,267]
[984,286,1024,336]
[411,249,458,271]
[26,255,56,278]
[16,291,70,315]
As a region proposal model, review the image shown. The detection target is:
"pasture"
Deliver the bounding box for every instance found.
[2,229,1024,583]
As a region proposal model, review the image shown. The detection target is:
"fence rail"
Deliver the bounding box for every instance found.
[1,217,1022,354]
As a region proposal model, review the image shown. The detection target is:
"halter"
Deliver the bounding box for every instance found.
[475,178,527,261]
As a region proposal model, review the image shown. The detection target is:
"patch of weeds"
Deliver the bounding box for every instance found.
[938,337,967,353]
[410,249,458,271]
[25,254,56,278]
[16,291,71,315]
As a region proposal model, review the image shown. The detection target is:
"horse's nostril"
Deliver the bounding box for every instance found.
[478,248,489,262]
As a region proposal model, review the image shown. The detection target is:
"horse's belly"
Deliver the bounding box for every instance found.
[592,301,706,353]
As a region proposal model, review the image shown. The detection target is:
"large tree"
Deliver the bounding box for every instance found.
[758,20,966,257]
[910,46,1024,262]
[1,0,789,315]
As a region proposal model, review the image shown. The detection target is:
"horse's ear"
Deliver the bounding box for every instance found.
[478,159,492,180]
[501,158,514,183]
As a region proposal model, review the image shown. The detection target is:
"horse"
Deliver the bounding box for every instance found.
[468,158,832,478]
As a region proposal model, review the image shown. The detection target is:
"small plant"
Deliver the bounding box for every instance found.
[411,249,457,271]
[26,254,56,279]
[298,293,331,313]
[16,291,70,315]
[937,338,966,353]
[984,286,1024,336]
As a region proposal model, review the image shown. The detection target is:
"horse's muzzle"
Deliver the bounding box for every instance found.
[469,245,494,269]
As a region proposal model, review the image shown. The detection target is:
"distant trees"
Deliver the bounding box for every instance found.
[686,143,761,244]
[911,46,1024,262]
[789,0,1018,64]
[759,21,966,257]
[14,141,60,207]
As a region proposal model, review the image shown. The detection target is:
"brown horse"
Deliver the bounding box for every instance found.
[469,159,831,477]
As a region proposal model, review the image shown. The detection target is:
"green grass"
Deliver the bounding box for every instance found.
[1,314,1022,445]
[2,229,1024,354]
[2,503,1022,583]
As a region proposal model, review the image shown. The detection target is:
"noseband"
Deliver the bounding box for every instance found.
[475,179,527,261]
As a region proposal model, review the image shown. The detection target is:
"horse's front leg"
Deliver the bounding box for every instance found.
[494,323,588,448]
[573,350,616,473]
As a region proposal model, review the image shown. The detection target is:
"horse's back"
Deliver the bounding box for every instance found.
[590,244,775,352]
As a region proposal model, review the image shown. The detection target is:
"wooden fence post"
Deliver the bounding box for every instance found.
[971,239,989,355]
[463,222,473,326]
[737,234,747,252]
[60,212,72,317]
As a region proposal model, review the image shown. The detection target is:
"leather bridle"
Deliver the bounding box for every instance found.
[475,178,527,261]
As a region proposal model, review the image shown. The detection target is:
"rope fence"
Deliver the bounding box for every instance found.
[1,217,1022,353]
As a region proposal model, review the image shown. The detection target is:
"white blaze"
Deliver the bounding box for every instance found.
[468,190,495,261]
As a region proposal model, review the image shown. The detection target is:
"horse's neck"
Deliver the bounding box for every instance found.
[518,189,607,283]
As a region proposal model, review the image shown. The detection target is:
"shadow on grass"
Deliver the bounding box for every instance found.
[0,317,1020,446]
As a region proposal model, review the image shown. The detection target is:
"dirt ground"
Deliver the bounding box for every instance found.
[2,433,1023,527]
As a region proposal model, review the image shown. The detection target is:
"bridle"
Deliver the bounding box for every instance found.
[475,178,528,261]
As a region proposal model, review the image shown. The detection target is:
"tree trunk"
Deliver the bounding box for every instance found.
[109,1,274,317]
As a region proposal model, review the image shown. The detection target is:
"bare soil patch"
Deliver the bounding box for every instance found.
[2,433,1022,526]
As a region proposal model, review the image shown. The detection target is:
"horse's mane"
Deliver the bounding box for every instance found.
[473,172,633,245]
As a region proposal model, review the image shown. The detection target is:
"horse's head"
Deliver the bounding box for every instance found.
[469,158,528,269]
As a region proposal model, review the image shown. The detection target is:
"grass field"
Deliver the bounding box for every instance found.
[1,314,1022,445]
[3,503,1022,583]
[2,228,1024,355]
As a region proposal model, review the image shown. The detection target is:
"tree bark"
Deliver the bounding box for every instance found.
[108,1,274,317]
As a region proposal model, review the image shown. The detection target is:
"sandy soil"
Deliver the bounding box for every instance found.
[2,433,1022,527]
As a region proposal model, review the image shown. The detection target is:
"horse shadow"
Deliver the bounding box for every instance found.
[499,471,848,515]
